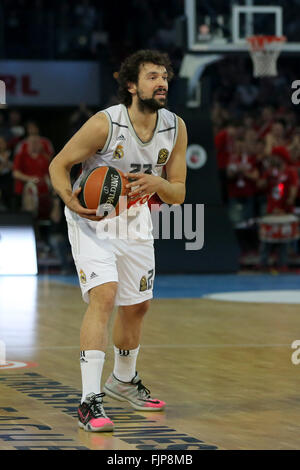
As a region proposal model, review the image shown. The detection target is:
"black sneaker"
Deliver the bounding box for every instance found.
[77,392,114,432]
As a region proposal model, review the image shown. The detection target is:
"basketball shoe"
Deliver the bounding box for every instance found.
[77,392,114,432]
[103,372,165,411]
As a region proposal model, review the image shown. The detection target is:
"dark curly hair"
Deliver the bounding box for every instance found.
[117,50,174,107]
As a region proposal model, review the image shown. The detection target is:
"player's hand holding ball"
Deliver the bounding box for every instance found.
[125,172,166,199]
[67,167,166,220]
[66,187,104,221]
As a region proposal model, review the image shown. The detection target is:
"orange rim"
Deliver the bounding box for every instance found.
[247,35,286,51]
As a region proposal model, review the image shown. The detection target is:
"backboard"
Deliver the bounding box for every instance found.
[184,0,300,54]
[180,1,300,106]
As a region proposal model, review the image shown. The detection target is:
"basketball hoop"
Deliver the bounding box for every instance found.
[247,35,286,78]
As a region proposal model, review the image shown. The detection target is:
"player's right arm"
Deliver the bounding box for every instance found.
[49,112,108,220]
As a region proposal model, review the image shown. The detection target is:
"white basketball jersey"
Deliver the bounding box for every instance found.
[72,103,178,239]
[78,104,178,179]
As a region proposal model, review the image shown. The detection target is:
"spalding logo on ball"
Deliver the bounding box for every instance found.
[78,166,129,217]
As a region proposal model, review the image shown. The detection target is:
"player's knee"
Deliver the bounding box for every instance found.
[135,300,151,316]
[89,282,117,313]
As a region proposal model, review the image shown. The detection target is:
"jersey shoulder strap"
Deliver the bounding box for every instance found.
[98,104,127,153]
[157,108,178,146]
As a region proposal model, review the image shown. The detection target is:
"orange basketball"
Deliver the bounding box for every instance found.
[78,166,129,217]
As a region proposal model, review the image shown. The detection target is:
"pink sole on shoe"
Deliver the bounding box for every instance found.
[145,400,166,409]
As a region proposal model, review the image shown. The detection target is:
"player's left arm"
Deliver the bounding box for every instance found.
[158,116,187,204]
[125,117,187,204]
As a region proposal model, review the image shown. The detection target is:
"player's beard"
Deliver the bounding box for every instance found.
[136,88,168,112]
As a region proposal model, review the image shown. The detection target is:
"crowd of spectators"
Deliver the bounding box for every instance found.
[1,0,184,72]
[0,110,53,212]
[212,57,300,270]
[4,0,300,64]
[214,109,300,219]
[0,107,75,273]
[2,0,300,273]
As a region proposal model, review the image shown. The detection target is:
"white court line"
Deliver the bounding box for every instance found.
[4,343,292,351]
[204,290,300,304]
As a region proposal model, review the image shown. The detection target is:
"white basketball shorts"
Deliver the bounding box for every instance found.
[65,208,155,306]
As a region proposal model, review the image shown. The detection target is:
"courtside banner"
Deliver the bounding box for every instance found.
[0,60,100,106]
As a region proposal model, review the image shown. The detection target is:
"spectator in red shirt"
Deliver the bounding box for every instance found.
[15,121,54,161]
[254,138,269,216]
[257,149,299,271]
[215,120,245,169]
[215,120,244,203]
[265,119,289,156]
[13,135,51,218]
[284,110,298,142]
[258,149,298,215]
[226,138,259,225]
[288,127,300,205]
[0,137,13,211]
[254,106,274,139]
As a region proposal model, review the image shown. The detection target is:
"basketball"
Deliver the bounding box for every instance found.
[78,166,129,216]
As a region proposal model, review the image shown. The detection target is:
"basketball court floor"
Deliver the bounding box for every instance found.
[1,273,300,450]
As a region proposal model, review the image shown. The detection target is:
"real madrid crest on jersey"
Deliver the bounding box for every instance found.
[113,144,124,160]
[139,275,147,292]
[80,269,86,284]
[157,148,169,165]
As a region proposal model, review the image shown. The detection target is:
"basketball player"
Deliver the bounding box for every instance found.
[49,50,187,432]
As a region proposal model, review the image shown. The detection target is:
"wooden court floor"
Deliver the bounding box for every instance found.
[1,276,300,450]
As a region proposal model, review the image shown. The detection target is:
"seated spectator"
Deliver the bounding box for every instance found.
[69,102,93,137]
[13,135,51,218]
[254,139,269,216]
[283,110,298,141]
[215,120,244,203]
[288,127,300,206]
[211,101,230,135]
[288,126,300,157]
[257,149,299,270]
[254,106,274,139]
[265,119,289,155]
[258,148,298,214]
[0,137,13,211]
[7,110,25,148]
[226,138,259,224]
[244,128,258,153]
[15,121,54,160]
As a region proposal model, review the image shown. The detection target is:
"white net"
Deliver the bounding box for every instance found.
[247,36,286,78]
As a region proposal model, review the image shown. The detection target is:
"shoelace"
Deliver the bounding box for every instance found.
[136,380,151,399]
[89,392,107,418]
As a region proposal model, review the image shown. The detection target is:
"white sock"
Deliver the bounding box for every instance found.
[113,345,140,382]
[80,350,105,403]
